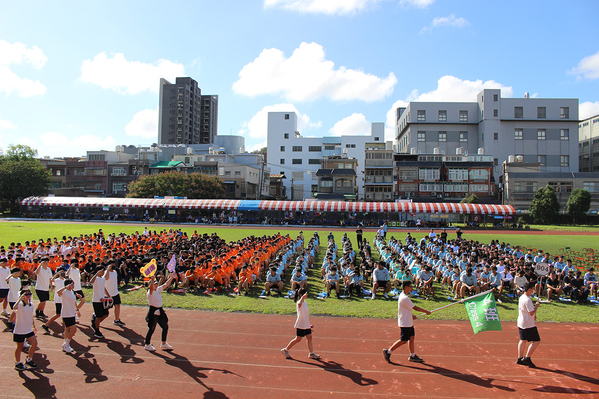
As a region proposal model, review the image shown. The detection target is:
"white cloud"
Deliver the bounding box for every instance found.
[569,50,599,80]
[421,14,470,34]
[233,42,397,102]
[384,75,513,141]
[399,0,435,8]
[0,40,47,97]
[580,101,599,120]
[0,118,17,130]
[264,0,385,15]
[242,103,321,140]
[37,132,116,157]
[125,107,158,138]
[247,140,267,153]
[80,53,185,94]
[329,113,370,136]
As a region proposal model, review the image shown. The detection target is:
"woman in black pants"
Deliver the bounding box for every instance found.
[144,273,175,352]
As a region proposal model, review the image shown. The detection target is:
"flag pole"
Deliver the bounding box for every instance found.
[415,289,494,318]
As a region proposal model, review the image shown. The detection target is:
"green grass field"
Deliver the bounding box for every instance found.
[2,221,598,323]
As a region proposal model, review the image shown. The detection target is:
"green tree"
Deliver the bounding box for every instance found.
[251,147,267,154]
[528,185,560,224]
[460,193,479,204]
[127,171,226,199]
[566,188,592,224]
[0,145,51,211]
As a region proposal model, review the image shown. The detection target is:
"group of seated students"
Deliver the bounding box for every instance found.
[370,229,598,304]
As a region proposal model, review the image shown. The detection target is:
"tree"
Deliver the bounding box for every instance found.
[0,145,51,211]
[127,171,226,199]
[251,147,267,154]
[460,194,479,204]
[566,188,592,224]
[528,185,560,224]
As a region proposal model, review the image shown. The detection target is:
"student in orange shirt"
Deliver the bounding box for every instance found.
[235,265,253,295]
[205,266,223,292]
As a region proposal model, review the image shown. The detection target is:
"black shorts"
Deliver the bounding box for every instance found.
[63,316,76,327]
[375,280,389,287]
[0,288,8,299]
[400,326,415,341]
[112,294,121,305]
[9,302,15,309]
[92,302,109,318]
[519,326,541,342]
[13,331,35,343]
[36,289,50,302]
[54,303,62,315]
[296,328,312,337]
[74,290,84,299]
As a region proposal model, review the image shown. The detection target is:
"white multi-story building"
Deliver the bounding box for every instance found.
[579,113,599,172]
[395,89,579,177]
[267,112,385,200]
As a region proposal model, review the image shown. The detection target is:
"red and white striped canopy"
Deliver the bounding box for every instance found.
[21,197,515,215]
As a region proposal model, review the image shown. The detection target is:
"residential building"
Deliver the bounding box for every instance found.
[579,113,599,172]
[314,156,358,201]
[39,157,87,197]
[364,142,394,202]
[395,89,579,177]
[158,77,218,145]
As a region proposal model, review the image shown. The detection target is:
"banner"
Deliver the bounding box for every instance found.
[140,259,157,278]
[166,254,176,273]
[463,292,502,334]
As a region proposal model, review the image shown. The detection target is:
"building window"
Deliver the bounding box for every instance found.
[493,94,498,101]
[493,109,498,117]
[537,129,546,140]
[514,181,538,193]
[514,129,523,140]
[560,129,569,140]
[560,155,569,167]
[537,155,546,165]
[438,110,447,122]
[308,146,322,152]
[345,144,356,148]
[292,159,302,165]
[280,159,285,165]
[459,132,468,142]
[374,137,380,141]
[459,110,468,122]
[438,132,447,142]
[417,131,425,142]
[560,107,569,119]
[448,168,468,181]
[285,114,289,120]
[280,146,285,152]
[514,107,523,118]
[537,107,546,119]
[324,145,335,150]
[308,159,320,165]
[494,132,498,140]
[417,110,426,121]
[419,168,440,180]
[284,133,289,139]
[583,182,598,193]
[292,146,302,152]
[494,158,498,166]
[113,182,127,192]
[234,171,241,176]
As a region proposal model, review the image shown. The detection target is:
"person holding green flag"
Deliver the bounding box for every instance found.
[517,282,541,368]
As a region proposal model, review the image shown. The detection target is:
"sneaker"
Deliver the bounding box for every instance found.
[383,292,389,299]
[522,357,536,368]
[160,342,173,350]
[62,343,74,353]
[41,324,51,334]
[14,362,26,371]
[1,310,9,317]
[383,349,391,363]
[308,352,321,360]
[144,344,156,351]
[371,293,376,300]
[516,358,526,365]
[25,359,37,369]
[408,355,424,363]
[281,348,291,359]
[113,320,126,327]
[261,290,267,296]
[93,331,105,339]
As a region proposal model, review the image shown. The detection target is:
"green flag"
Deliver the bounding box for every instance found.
[464,292,502,334]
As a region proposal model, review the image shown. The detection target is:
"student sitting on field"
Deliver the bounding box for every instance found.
[345,264,363,297]
[325,267,341,298]
[263,266,284,296]
[205,266,223,293]
[419,266,435,299]
[371,261,391,300]
[513,270,528,296]
[290,268,307,291]
[545,271,562,302]
[235,265,252,295]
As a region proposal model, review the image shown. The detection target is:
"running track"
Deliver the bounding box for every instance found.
[1,305,598,399]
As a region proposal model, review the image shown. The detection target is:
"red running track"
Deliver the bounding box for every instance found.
[1,305,598,399]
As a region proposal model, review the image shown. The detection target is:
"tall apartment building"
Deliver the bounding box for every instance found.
[158,77,218,145]
[579,113,599,172]
[395,89,579,177]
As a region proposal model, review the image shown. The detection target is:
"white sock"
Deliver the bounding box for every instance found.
[410,353,415,357]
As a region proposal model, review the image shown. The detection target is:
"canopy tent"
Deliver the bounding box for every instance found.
[21,197,515,215]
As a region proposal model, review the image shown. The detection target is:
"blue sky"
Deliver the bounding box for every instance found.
[1,0,598,158]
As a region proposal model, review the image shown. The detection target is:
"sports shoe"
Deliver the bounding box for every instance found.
[1,310,9,317]
[383,292,389,299]
[516,358,526,365]
[308,352,321,360]
[496,299,503,304]
[261,290,267,296]
[144,344,156,351]
[93,331,105,339]
[160,342,173,350]
[281,348,291,359]
[383,349,391,363]
[113,320,126,326]
[522,357,536,368]
[408,355,424,363]
[25,359,37,369]
[62,343,74,353]
[14,362,26,371]
[371,293,376,300]
[41,324,51,334]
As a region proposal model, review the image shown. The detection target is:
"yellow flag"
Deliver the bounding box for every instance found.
[140,259,157,278]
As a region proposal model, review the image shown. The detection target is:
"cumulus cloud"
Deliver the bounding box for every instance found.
[580,101,599,120]
[0,39,47,97]
[569,50,599,80]
[233,42,397,102]
[384,75,513,141]
[0,118,17,130]
[125,107,158,138]
[399,0,435,8]
[80,53,185,94]
[247,140,268,153]
[420,14,470,34]
[328,113,370,136]
[37,132,116,158]
[242,103,321,140]
[264,0,385,15]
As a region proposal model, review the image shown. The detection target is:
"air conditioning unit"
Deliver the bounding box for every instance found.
[385,194,391,199]
[488,191,493,195]
[365,176,371,181]
[462,193,468,197]
[431,192,436,196]
[444,193,449,197]
[437,194,443,199]
[366,194,373,199]
[410,192,416,196]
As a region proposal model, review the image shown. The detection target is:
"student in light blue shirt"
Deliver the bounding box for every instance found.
[325,267,341,298]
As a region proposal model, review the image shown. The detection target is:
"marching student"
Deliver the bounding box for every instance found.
[281,288,320,360]
[56,278,80,354]
[517,282,541,368]
[9,289,38,371]
[145,273,175,351]
[105,261,125,326]
[0,258,11,316]
[34,257,53,319]
[65,259,85,318]
[41,270,65,334]
[90,266,110,339]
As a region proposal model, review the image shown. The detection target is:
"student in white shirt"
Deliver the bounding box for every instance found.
[90,266,110,339]
[9,289,38,371]
[105,262,125,327]
[516,282,541,368]
[144,273,175,351]
[57,278,80,354]
[0,258,11,316]
[41,271,65,334]
[34,257,53,319]
[281,288,320,360]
